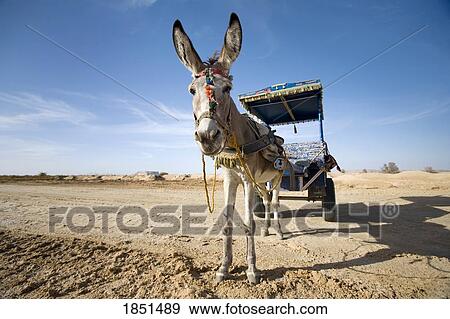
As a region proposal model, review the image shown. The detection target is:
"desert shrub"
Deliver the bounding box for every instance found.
[340,169,346,174]
[362,169,368,173]
[381,162,399,174]
[38,172,47,177]
[424,166,436,173]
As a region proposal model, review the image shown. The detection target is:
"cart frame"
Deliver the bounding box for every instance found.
[238,79,338,221]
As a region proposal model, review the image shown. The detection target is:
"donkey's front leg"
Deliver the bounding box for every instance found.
[272,184,284,240]
[216,173,238,283]
[243,181,260,284]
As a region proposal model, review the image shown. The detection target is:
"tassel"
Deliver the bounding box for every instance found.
[293,124,297,134]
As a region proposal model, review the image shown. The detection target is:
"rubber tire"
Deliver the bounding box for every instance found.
[322,178,337,222]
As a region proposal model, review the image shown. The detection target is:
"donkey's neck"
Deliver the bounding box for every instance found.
[227,98,257,147]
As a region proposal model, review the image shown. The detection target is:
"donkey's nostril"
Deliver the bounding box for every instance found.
[210,129,219,140]
[196,130,210,143]
[195,129,220,144]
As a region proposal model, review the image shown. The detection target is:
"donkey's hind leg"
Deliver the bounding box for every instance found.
[216,170,238,283]
[272,183,284,240]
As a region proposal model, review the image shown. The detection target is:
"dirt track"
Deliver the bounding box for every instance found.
[0,172,449,298]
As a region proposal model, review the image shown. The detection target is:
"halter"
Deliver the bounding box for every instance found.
[194,67,285,214]
[193,67,232,139]
[194,67,233,214]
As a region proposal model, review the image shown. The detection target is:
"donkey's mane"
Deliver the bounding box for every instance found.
[204,51,220,67]
[203,51,232,79]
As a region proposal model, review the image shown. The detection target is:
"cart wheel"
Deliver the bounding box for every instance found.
[254,193,266,218]
[322,178,337,222]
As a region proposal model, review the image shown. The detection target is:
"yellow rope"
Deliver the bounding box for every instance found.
[201,154,217,214]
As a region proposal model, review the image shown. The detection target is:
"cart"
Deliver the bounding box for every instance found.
[238,79,340,222]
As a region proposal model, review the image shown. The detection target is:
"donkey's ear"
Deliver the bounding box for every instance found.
[218,13,242,70]
[172,20,204,74]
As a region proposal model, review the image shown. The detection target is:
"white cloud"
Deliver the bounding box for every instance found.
[0,90,195,137]
[124,0,157,8]
[86,120,193,137]
[0,92,94,129]
[108,97,192,122]
[371,103,450,126]
[371,109,433,126]
[0,90,199,174]
[133,140,196,150]
[127,106,155,124]
[49,89,100,100]
[100,97,194,136]
[52,88,193,122]
[0,136,74,159]
[153,101,193,121]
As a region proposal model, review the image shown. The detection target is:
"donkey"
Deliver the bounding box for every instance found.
[173,13,284,284]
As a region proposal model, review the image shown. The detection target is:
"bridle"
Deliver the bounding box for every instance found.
[193,67,233,146]
[193,67,285,214]
[193,66,234,214]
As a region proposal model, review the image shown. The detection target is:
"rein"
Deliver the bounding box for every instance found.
[201,154,217,214]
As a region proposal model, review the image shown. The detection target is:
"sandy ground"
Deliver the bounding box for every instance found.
[0,171,449,298]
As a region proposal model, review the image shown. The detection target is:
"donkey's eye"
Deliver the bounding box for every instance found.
[222,85,232,94]
[189,87,196,95]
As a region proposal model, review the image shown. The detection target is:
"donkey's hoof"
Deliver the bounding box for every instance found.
[262,228,269,237]
[215,271,229,283]
[246,271,261,284]
[276,232,285,240]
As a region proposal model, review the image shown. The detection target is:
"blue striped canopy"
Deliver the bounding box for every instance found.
[238,79,323,125]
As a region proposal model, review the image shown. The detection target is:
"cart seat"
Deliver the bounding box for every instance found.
[282,141,327,191]
[284,141,326,164]
[287,160,308,175]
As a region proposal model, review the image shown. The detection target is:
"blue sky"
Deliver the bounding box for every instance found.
[0,0,449,174]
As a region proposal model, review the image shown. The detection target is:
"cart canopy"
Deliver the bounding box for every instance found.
[238,79,323,126]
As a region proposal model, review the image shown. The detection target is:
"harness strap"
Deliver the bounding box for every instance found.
[241,130,276,154]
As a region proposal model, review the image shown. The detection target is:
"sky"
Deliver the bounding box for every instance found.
[0,0,449,175]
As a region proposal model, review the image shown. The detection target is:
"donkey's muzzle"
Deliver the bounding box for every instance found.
[195,119,225,155]
[195,128,220,144]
